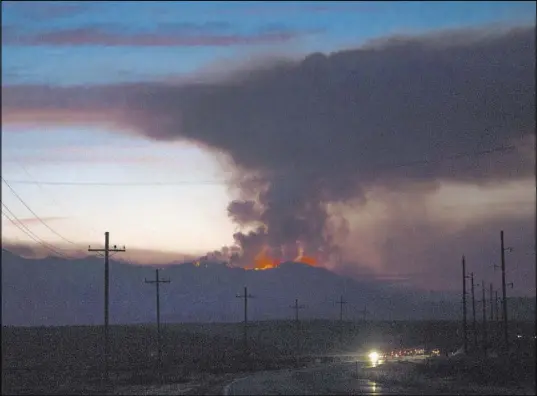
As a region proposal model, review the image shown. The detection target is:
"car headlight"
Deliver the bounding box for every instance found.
[368,351,379,362]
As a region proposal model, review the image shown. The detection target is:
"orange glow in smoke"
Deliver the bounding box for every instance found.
[294,254,317,266]
[294,243,317,266]
[253,246,280,270]
[249,244,317,270]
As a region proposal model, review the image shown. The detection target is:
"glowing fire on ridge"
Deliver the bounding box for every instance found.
[253,246,280,271]
[293,244,317,267]
[250,244,317,271]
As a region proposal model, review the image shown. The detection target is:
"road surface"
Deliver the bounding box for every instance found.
[223,362,434,395]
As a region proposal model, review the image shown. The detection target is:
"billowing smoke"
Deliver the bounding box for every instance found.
[159,26,534,266]
[2,25,535,272]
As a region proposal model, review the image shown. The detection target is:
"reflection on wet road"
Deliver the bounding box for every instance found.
[223,362,429,395]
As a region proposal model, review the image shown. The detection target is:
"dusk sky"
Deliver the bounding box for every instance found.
[2,1,535,294]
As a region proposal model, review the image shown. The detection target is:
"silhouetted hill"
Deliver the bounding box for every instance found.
[1,251,534,326]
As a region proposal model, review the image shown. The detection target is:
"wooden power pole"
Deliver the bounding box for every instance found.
[470,272,477,351]
[290,299,305,367]
[462,256,468,354]
[489,284,494,322]
[495,291,500,322]
[361,304,370,323]
[481,280,488,356]
[337,295,347,344]
[88,232,125,382]
[145,269,170,373]
[236,287,254,359]
[500,230,512,354]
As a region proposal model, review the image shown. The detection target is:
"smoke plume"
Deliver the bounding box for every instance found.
[2,25,535,273]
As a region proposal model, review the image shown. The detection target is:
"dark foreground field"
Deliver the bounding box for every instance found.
[2,320,535,395]
[2,324,285,395]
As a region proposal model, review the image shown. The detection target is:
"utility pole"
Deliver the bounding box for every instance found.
[489,284,495,348]
[462,256,468,354]
[337,295,347,344]
[88,232,125,382]
[500,230,512,354]
[290,299,305,367]
[337,295,347,322]
[471,272,477,351]
[481,281,488,356]
[361,304,370,323]
[236,287,254,359]
[144,269,170,374]
[489,284,494,322]
[495,291,500,322]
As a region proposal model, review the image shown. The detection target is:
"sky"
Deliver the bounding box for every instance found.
[1,1,536,294]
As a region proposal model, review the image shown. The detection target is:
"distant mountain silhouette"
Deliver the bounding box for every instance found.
[1,251,534,326]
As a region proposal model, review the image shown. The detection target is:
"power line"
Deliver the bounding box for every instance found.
[1,208,64,257]
[1,204,72,259]
[1,144,518,187]
[2,203,70,258]
[7,162,105,258]
[2,177,81,247]
[2,203,46,243]
[13,160,104,240]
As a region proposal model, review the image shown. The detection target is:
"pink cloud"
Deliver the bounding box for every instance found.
[1,84,128,129]
[1,239,201,264]
[10,216,68,226]
[227,3,382,15]
[3,26,318,47]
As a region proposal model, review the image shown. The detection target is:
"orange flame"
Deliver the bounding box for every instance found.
[294,254,317,266]
[294,242,317,266]
[249,244,318,270]
[252,246,280,270]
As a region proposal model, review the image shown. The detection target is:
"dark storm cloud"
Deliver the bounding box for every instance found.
[2,25,535,266]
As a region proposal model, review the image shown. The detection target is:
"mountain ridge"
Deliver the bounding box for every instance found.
[2,251,534,326]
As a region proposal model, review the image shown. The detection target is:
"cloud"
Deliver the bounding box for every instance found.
[2,25,321,48]
[0,239,200,265]
[1,241,40,258]
[11,216,68,226]
[2,25,535,282]
[0,239,85,260]
[229,2,383,15]
[2,154,173,165]
[335,183,535,293]
[3,1,89,21]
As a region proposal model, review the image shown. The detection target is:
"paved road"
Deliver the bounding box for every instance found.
[223,362,432,395]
